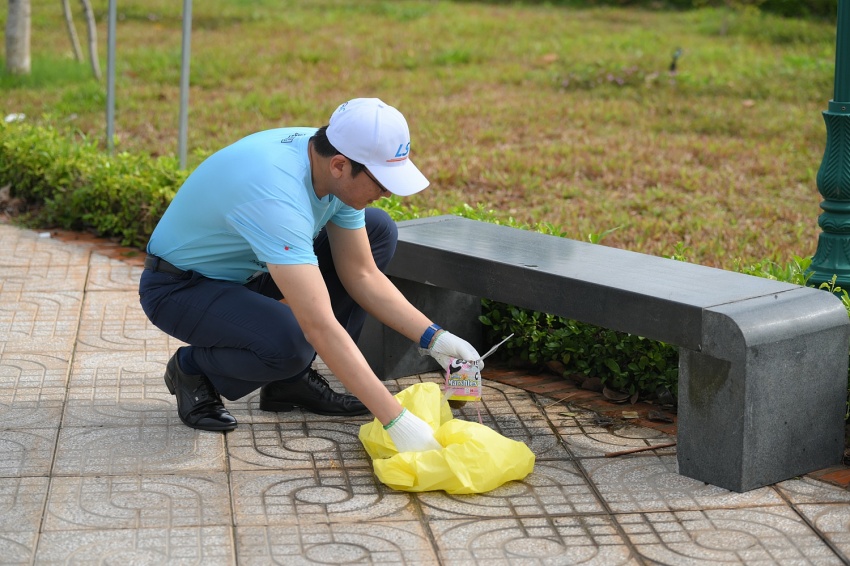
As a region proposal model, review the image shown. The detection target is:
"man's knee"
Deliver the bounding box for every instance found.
[255,331,314,377]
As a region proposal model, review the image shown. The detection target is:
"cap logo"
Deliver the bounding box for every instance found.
[388,142,410,163]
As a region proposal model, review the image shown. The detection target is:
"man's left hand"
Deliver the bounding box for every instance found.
[426,330,482,370]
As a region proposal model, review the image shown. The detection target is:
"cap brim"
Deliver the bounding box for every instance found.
[370,159,429,197]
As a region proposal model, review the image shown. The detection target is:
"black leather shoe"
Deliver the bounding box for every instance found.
[259,368,369,416]
[164,353,237,432]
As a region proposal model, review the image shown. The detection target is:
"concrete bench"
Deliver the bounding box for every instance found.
[358,215,850,492]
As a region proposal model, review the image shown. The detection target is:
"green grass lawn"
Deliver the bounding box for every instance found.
[0,0,839,268]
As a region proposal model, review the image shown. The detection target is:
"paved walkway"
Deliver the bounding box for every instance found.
[1,222,850,565]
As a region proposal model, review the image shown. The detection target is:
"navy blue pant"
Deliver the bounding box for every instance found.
[139,208,398,400]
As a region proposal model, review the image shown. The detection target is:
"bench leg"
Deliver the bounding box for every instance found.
[678,289,849,492]
[357,277,484,380]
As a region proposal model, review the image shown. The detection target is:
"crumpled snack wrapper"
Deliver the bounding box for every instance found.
[358,382,535,494]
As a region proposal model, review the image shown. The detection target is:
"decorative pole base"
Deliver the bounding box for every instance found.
[808,104,850,289]
[809,2,850,289]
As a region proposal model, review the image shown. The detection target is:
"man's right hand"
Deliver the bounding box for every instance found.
[384,408,442,452]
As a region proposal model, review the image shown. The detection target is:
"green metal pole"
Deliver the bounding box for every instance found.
[809,1,850,288]
[178,0,192,170]
[105,0,116,154]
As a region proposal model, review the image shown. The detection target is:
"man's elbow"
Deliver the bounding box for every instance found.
[298,317,338,349]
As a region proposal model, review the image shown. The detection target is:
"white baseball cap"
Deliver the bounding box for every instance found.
[326,98,429,196]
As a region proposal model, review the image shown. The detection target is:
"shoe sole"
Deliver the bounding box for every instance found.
[164,363,238,432]
[259,398,369,416]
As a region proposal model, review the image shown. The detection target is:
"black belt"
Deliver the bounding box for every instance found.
[144,255,187,276]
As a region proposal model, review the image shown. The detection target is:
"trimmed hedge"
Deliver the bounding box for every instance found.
[0,120,186,248]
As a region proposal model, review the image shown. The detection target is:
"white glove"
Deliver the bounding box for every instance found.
[384,408,442,453]
[423,329,483,371]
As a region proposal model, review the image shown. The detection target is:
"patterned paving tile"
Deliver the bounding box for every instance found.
[562,428,676,458]
[379,373,420,392]
[226,371,373,424]
[225,392,314,425]
[0,350,69,390]
[85,253,144,292]
[0,230,90,294]
[794,503,850,561]
[0,531,36,563]
[581,454,784,512]
[453,383,573,460]
[618,507,846,565]
[550,406,675,457]
[0,226,88,263]
[0,477,45,562]
[0,531,38,565]
[44,473,232,531]
[52,425,226,476]
[0,398,62,434]
[0,264,88,295]
[0,476,50,532]
[374,375,569,461]
[775,476,850,504]
[227,421,372,471]
[0,428,58,477]
[0,290,82,352]
[34,526,234,564]
[231,469,416,526]
[417,460,604,519]
[64,351,180,427]
[428,516,638,565]
[0,351,68,430]
[76,291,179,352]
[236,522,439,565]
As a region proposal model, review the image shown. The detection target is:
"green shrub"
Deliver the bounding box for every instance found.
[480,301,680,398]
[0,120,186,248]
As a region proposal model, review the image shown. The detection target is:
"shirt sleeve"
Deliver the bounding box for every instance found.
[329,204,366,230]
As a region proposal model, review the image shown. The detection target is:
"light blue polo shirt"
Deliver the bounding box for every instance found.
[146,128,365,282]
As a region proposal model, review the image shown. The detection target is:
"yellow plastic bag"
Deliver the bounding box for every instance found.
[359,382,535,494]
